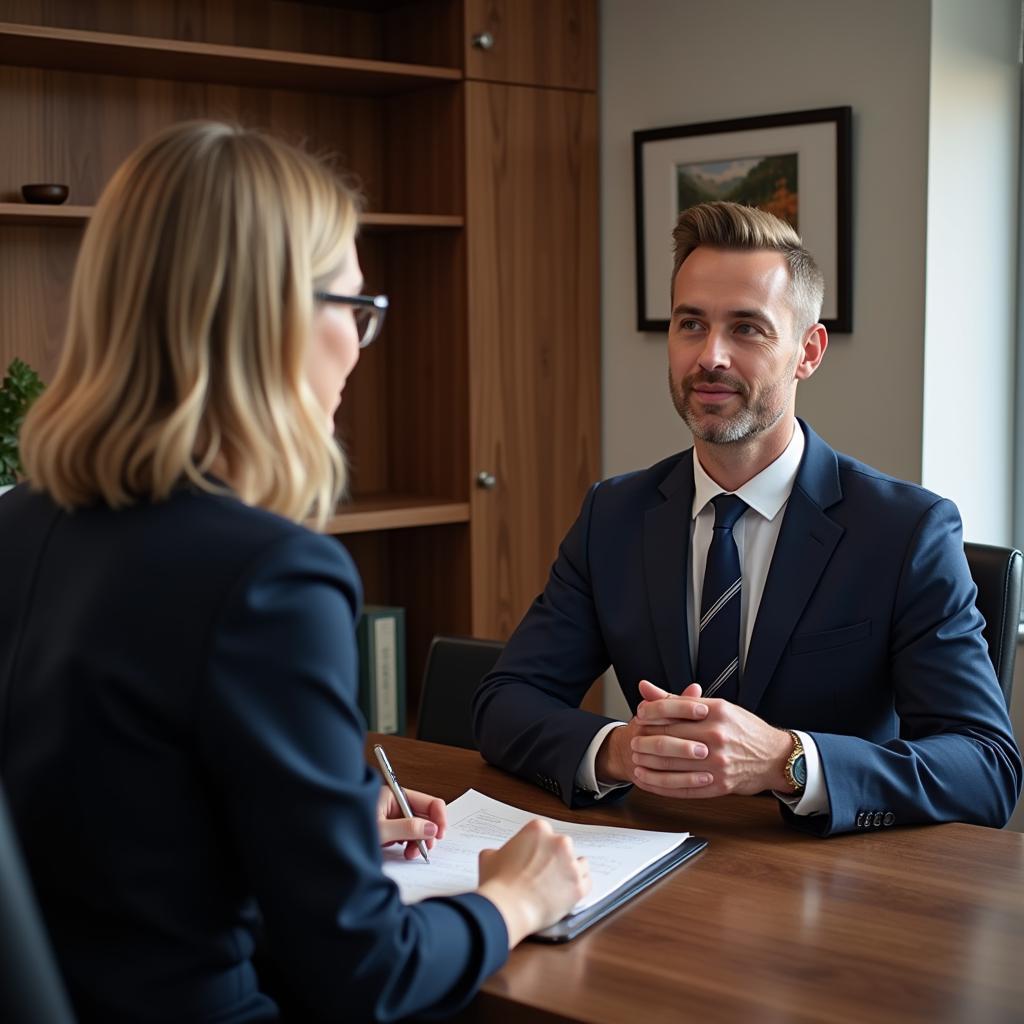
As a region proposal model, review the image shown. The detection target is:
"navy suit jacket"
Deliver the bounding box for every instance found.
[474,421,1022,835]
[0,485,506,1022]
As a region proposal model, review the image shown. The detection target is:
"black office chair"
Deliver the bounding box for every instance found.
[0,782,76,1023]
[416,635,504,750]
[964,542,1023,708]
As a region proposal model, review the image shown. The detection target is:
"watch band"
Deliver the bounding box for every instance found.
[783,730,806,793]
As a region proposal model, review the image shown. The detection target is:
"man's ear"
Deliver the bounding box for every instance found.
[795,323,828,380]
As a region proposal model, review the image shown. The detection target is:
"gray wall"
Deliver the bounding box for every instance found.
[601,0,932,482]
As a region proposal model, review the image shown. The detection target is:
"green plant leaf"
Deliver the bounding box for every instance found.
[0,357,46,480]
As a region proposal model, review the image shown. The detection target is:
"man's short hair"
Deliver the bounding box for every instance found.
[671,201,825,331]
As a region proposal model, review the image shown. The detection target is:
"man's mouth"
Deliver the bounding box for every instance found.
[690,384,739,403]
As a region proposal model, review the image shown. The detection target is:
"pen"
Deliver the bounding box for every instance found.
[373,744,430,864]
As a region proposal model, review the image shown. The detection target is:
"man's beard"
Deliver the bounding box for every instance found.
[669,367,791,445]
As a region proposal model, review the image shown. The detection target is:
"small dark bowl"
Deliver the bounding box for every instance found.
[21,183,69,205]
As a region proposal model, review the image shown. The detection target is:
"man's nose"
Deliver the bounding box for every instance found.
[697,328,731,371]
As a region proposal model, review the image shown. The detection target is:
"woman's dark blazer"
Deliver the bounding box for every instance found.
[0,483,506,1022]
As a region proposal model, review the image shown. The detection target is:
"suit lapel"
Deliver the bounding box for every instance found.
[644,453,695,693]
[740,422,845,711]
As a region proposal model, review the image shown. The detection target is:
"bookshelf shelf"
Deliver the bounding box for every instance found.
[0,202,91,225]
[360,213,464,231]
[0,22,460,94]
[0,203,463,231]
[318,496,471,535]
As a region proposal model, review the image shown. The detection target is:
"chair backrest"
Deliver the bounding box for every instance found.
[0,783,76,1023]
[964,542,1023,708]
[416,635,504,749]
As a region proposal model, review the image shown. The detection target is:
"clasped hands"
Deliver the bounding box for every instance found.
[597,679,795,798]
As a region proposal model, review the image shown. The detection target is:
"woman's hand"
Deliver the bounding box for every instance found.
[476,820,591,947]
[377,786,447,860]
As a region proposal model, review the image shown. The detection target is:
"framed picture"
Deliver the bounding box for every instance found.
[633,106,852,333]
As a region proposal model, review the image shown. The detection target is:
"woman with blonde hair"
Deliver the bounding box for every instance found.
[0,121,588,1022]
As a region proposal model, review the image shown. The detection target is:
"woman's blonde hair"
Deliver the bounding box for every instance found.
[22,120,358,527]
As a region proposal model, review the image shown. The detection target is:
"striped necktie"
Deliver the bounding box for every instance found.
[696,494,748,702]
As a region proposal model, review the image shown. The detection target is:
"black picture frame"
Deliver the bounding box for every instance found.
[633,106,852,334]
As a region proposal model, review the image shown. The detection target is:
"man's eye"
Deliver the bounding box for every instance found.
[735,322,763,336]
[678,319,701,331]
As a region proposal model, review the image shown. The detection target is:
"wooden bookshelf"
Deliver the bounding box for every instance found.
[0,0,599,716]
[0,22,461,94]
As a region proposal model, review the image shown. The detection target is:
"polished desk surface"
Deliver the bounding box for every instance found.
[372,735,1024,1024]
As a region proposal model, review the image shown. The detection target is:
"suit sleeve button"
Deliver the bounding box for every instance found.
[872,812,883,828]
[883,812,895,826]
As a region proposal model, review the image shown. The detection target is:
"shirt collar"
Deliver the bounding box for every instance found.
[692,421,805,522]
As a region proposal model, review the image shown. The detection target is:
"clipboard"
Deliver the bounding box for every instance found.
[531,835,709,943]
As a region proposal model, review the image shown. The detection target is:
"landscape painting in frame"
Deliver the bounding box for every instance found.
[633,107,852,333]
[676,154,798,231]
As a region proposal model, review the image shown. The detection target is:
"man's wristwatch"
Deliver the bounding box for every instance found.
[783,730,807,794]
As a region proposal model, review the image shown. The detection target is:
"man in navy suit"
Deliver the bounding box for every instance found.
[474,201,1021,836]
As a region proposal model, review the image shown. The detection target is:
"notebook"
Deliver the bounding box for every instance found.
[381,789,707,942]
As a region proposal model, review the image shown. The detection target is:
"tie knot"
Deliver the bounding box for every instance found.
[711,493,747,531]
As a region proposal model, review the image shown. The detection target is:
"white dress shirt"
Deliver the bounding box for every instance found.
[577,423,829,817]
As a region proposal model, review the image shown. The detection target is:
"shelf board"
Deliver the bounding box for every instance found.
[0,204,462,231]
[0,22,461,95]
[0,202,91,225]
[361,213,463,232]
[317,496,470,535]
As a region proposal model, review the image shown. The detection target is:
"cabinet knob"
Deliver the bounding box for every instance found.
[476,470,497,490]
[471,31,495,51]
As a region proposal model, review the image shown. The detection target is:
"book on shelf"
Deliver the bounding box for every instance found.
[355,605,406,735]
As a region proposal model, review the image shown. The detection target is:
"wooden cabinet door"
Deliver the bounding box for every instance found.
[463,0,597,91]
[465,80,599,640]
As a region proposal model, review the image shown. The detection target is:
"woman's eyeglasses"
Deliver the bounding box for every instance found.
[314,292,389,348]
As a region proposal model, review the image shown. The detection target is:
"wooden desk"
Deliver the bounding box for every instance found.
[373,735,1024,1024]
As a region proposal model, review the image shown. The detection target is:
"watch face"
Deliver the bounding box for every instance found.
[792,753,807,789]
